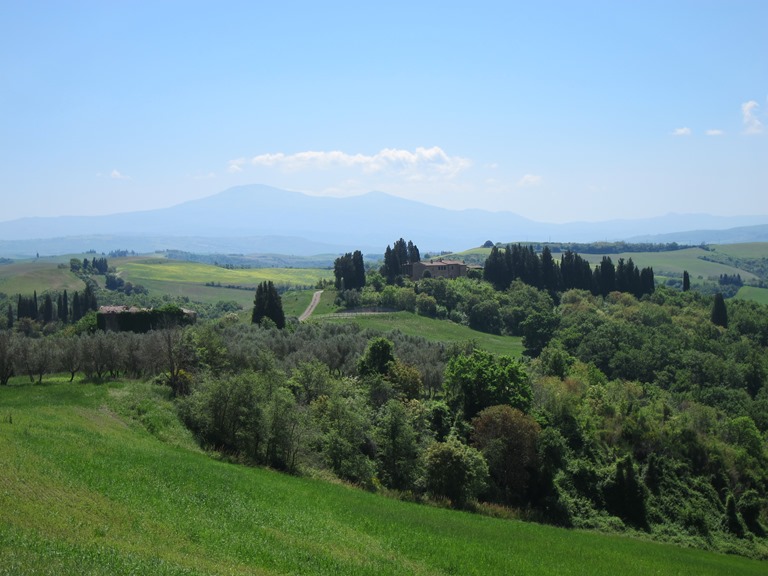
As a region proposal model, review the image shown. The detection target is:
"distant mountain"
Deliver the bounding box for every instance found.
[628,224,768,245]
[1,184,767,257]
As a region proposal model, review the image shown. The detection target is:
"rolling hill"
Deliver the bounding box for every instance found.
[1,379,765,575]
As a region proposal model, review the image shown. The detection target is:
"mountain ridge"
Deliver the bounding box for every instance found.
[1,184,767,256]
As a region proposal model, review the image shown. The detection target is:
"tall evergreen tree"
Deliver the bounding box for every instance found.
[42,294,54,323]
[597,257,616,296]
[711,292,728,328]
[540,246,559,292]
[682,270,690,292]
[352,250,366,289]
[72,291,82,322]
[639,267,655,296]
[61,290,69,323]
[333,251,366,291]
[252,281,285,329]
[407,240,420,264]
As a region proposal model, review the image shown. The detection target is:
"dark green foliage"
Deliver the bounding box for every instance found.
[726,494,745,537]
[484,245,654,298]
[16,293,37,320]
[604,456,648,529]
[468,299,502,334]
[738,490,766,536]
[333,250,366,290]
[357,337,395,377]
[422,437,488,507]
[683,270,691,292]
[471,405,540,504]
[711,292,728,328]
[95,303,193,333]
[381,238,420,283]
[313,381,375,485]
[252,280,285,329]
[373,399,419,490]
[0,330,16,385]
[521,310,559,357]
[443,349,531,419]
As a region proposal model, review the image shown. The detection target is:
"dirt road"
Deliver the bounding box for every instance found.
[299,290,324,321]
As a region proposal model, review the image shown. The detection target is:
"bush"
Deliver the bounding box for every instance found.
[422,437,488,507]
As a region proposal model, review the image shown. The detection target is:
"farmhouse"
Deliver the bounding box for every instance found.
[407,259,471,280]
[97,305,196,333]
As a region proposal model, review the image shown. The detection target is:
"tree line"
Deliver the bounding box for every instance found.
[12,285,98,328]
[484,244,655,298]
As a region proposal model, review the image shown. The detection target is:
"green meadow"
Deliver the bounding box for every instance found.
[710,243,768,259]
[1,379,765,576]
[320,310,524,357]
[0,260,85,296]
[737,286,768,306]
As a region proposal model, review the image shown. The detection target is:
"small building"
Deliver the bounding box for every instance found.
[407,259,469,280]
[97,305,197,333]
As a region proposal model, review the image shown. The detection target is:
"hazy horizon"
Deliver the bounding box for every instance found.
[2,1,766,223]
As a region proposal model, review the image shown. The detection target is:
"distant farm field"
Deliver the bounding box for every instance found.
[2,380,764,576]
[111,257,333,306]
[710,243,768,259]
[0,259,84,296]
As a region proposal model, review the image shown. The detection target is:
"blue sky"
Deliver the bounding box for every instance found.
[1,1,766,223]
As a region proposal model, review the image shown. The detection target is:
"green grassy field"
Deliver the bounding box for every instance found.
[113,257,331,287]
[113,257,332,305]
[736,286,768,305]
[709,243,768,259]
[281,289,317,317]
[320,311,524,357]
[1,379,765,575]
[0,260,85,296]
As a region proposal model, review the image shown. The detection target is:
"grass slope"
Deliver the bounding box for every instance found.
[0,260,85,296]
[320,311,524,357]
[710,243,768,259]
[1,380,765,575]
[110,257,332,307]
[736,286,768,306]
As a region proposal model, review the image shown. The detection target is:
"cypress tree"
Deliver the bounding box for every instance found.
[42,294,53,323]
[599,257,615,296]
[352,250,366,290]
[682,270,690,292]
[252,281,285,329]
[711,292,728,328]
[61,290,69,323]
[72,292,82,322]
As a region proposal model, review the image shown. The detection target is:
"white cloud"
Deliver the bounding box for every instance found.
[235,146,471,180]
[227,158,245,173]
[671,127,692,136]
[742,100,763,134]
[705,129,724,136]
[517,174,542,188]
[110,169,130,180]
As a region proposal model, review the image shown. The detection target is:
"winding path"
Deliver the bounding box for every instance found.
[299,290,324,322]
